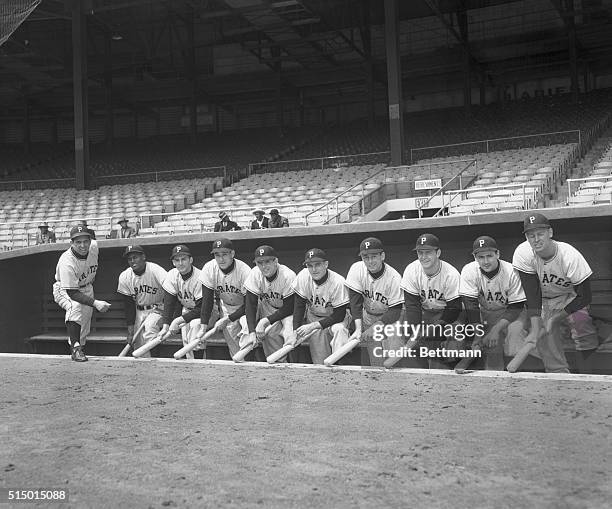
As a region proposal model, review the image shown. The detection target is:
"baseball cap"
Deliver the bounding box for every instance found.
[218,211,228,219]
[303,248,328,265]
[171,244,192,259]
[523,213,551,233]
[211,238,234,253]
[472,236,498,254]
[117,217,128,224]
[254,245,277,260]
[359,237,384,256]
[269,209,279,215]
[70,225,92,240]
[123,245,145,257]
[414,233,440,250]
[38,222,49,229]
[253,209,264,215]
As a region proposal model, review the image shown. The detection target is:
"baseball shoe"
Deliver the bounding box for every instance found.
[71,345,88,362]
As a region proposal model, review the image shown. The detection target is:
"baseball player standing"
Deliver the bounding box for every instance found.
[291,248,350,364]
[117,245,167,357]
[459,236,526,370]
[512,213,599,373]
[198,238,251,358]
[401,233,462,369]
[345,237,404,367]
[53,225,111,362]
[242,245,296,361]
[158,245,203,360]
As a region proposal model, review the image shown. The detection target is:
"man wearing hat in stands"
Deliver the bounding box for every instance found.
[117,245,167,357]
[512,212,599,373]
[345,237,404,367]
[53,225,111,362]
[158,245,203,359]
[269,209,289,228]
[250,209,269,229]
[110,217,137,239]
[460,235,526,370]
[290,248,351,364]
[36,222,56,244]
[198,238,252,357]
[241,245,296,361]
[400,233,462,369]
[214,211,241,232]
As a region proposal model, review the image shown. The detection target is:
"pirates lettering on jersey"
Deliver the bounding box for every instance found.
[133,284,159,296]
[541,272,572,288]
[363,289,389,306]
[479,288,507,305]
[261,289,283,302]
[177,288,196,301]
[215,283,243,295]
[421,288,445,302]
[310,295,331,308]
[78,265,98,282]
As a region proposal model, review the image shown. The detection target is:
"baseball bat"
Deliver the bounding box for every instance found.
[118,321,147,357]
[232,324,273,363]
[173,326,217,360]
[454,343,482,374]
[323,335,360,366]
[506,342,535,373]
[266,330,316,364]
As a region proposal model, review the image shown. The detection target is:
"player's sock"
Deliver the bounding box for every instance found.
[575,348,597,374]
[66,321,82,348]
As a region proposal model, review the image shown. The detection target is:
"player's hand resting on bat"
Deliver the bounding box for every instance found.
[240,331,258,349]
[158,323,172,341]
[94,300,111,312]
[352,318,363,343]
[545,310,568,334]
[296,322,320,340]
[214,316,231,331]
[482,327,502,348]
[255,317,270,341]
[169,316,186,333]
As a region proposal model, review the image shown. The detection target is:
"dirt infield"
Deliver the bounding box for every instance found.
[2,356,612,509]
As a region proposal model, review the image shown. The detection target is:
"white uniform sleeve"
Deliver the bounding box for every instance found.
[387,268,404,307]
[243,268,262,296]
[400,262,420,296]
[512,242,536,274]
[198,261,215,291]
[507,267,527,304]
[292,269,310,300]
[162,269,178,295]
[59,260,79,290]
[459,263,479,299]
[116,270,132,296]
[564,245,593,285]
[442,264,461,302]
[331,274,350,308]
[344,262,363,293]
[280,267,296,298]
[153,264,169,287]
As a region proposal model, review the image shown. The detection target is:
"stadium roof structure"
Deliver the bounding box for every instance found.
[2,0,612,119]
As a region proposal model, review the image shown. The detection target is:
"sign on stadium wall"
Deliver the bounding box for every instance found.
[414,179,442,190]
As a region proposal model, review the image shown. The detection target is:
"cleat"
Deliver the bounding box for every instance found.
[71,345,88,362]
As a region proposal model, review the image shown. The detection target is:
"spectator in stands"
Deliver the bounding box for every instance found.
[36,222,56,244]
[78,220,96,240]
[110,218,137,239]
[251,210,269,230]
[269,209,289,228]
[214,211,241,232]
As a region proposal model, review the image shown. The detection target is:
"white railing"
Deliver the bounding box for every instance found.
[566,174,612,205]
[443,182,540,214]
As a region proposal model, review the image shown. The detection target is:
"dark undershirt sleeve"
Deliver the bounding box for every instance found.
[122,295,136,326]
[200,285,215,324]
[246,291,259,332]
[518,271,542,318]
[404,291,422,325]
[162,289,179,325]
[501,301,524,323]
[319,303,348,329]
[268,294,295,323]
[565,279,592,315]
[348,289,364,320]
[228,303,245,322]
[66,289,95,307]
[293,294,308,330]
[439,297,461,324]
[182,298,202,323]
[462,296,481,324]
[379,303,402,325]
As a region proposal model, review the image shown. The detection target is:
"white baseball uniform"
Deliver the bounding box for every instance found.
[460,259,526,369]
[53,240,99,343]
[117,262,167,357]
[163,267,202,359]
[243,264,296,357]
[199,258,251,356]
[292,268,350,363]
[513,240,598,371]
[345,261,403,366]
